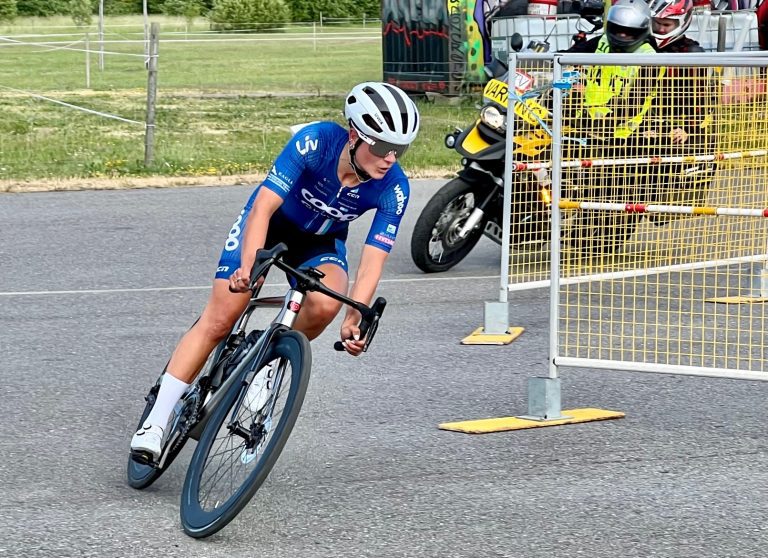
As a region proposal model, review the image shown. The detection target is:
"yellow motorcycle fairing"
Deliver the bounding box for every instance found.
[458,121,492,155]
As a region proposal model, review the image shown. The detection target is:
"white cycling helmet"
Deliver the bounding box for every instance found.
[344,82,420,159]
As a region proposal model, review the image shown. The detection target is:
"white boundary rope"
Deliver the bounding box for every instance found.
[0,36,148,57]
[0,84,144,125]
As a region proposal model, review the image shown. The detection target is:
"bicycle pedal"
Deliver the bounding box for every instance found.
[130,450,159,468]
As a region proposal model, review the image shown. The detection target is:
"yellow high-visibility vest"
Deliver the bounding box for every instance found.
[581,35,664,139]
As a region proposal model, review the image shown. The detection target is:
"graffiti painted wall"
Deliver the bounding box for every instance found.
[383,0,508,94]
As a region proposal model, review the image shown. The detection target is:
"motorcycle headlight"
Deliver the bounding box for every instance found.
[480,105,506,132]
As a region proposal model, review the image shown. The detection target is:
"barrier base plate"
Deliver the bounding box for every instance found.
[461,326,524,345]
[706,296,768,304]
[438,408,625,434]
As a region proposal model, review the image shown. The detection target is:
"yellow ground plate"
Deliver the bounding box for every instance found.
[438,408,625,434]
[706,296,768,304]
[461,326,525,345]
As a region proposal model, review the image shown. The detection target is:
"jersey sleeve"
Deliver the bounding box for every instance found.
[365,178,410,253]
[262,123,326,199]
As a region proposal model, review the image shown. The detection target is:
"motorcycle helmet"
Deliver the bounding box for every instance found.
[344,82,420,159]
[605,0,652,52]
[650,0,694,48]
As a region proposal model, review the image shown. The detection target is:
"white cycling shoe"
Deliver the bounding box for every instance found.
[130,422,165,461]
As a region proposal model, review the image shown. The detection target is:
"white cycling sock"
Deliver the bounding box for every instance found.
[144,372,191,430]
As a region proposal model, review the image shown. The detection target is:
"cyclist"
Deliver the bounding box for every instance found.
[131,82,420,460]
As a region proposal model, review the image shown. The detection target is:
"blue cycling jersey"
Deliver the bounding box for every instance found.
[256,121,410,252]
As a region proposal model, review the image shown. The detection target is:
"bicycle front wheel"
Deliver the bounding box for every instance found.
[180,330,311,538]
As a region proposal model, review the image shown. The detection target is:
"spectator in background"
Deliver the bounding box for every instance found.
[649,0,716,218]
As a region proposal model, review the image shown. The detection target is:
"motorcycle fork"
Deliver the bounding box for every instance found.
[457,183,501,239]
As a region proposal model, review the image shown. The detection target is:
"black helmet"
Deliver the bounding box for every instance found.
[605,0,652,52]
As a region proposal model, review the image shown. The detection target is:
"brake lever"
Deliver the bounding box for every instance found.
[333,297,387,352]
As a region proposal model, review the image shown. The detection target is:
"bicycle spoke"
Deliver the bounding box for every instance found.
[196,361,294,512]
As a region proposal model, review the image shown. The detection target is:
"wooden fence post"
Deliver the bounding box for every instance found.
[144,23,159,168]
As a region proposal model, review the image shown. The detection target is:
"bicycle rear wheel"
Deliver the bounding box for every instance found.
[180,330,311,538]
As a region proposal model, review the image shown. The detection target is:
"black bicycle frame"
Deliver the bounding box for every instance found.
[185,242,386,441]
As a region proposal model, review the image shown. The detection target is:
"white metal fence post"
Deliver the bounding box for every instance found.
[85,33,91,88]
[98,0,104,70]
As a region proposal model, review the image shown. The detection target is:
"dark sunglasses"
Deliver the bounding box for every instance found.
[354,127,410,159]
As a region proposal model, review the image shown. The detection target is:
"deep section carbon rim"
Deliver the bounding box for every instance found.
[180,330,310,538]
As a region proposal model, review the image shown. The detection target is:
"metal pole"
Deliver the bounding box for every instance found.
[85,33,91,88]
[549,55,564,381]
[481,50,518,335]
[717,15,727,52]
[499,51,518,306]
[313,21,317,52]
[144,23,159,167]
[98,0,104,70]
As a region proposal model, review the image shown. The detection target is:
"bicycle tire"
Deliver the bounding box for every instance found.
[127,329,222,490]
[126,370,197,489]
[180,330,311,538]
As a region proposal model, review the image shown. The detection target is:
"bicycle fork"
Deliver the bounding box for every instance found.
[225,289,304,459]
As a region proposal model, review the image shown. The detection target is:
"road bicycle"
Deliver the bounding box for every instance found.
[126,242,386,538]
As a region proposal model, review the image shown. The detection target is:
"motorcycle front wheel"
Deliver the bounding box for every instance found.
[411,178,487,273]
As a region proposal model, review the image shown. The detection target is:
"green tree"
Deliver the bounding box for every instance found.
[161,0,206,31]
[208,0,289,32]
[17,0,68,16]
[102,0,140,15]
[161,0,205,20]
[69,0,93,26]
[357,0,380,20]
[0,0,17,21]
[284,0,378,22]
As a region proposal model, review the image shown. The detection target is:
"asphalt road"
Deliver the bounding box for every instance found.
[2,180,768,558]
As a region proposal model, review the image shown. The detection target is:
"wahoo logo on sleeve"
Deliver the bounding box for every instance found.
[393,184,408,215]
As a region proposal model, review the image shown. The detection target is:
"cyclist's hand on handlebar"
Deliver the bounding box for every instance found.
[339,320,365,357]
[228,267,262,293]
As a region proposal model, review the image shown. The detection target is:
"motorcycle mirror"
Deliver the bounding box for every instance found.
[509,33,524,52]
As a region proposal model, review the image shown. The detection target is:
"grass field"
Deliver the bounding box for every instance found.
[0,16,476,185]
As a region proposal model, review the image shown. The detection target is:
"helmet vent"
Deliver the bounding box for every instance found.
[363,114,384,134]
[363,86,396,132]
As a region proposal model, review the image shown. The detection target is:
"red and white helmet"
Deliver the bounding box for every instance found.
[649,0,694,48]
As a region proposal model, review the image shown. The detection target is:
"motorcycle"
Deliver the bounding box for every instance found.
[410,7,620,273]
[410,3,721,273]
[410,33,559,273]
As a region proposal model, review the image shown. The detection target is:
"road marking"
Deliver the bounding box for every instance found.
[0,275,499,297]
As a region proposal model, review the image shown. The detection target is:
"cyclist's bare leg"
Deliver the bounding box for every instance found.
[293,263,347,340]
[132,279,249,455]
[166,278,251,383]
